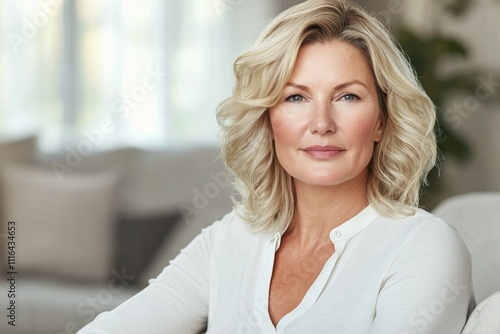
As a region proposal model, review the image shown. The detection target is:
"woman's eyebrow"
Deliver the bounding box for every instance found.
[285,80,368,92]
[285,82,310,92]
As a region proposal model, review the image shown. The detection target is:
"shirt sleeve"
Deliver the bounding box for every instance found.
[77,216,224,334]
[370,217,475,334]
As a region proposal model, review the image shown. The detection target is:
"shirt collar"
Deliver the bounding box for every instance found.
[270,204,380,248]
[329,204,380,243]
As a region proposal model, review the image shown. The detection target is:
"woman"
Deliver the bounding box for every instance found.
[79,0,474,333]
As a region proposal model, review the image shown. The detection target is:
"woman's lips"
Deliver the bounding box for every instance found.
[302,145,345,159]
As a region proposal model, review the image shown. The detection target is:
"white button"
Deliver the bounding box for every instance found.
[333,230,342,238]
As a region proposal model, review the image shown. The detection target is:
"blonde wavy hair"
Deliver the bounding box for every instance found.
[216,0,437,233]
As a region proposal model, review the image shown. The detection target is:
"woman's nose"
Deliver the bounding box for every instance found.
[309,102,336,135]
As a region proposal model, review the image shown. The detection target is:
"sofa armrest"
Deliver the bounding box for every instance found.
[462,291,500,334]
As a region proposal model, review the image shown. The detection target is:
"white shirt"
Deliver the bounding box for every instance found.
[78,205,475,334]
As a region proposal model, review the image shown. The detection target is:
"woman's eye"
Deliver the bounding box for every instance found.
[341,93,360,102]
[285,94,305,103]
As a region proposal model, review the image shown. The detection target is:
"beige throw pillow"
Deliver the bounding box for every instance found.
[1,163,119,282]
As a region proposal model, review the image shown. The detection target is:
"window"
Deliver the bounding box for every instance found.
[0,0,277,151]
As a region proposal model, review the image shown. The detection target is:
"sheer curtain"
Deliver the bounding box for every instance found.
[0,0,277,151]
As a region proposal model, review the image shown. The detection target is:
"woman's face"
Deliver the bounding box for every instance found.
[269,41,383,189]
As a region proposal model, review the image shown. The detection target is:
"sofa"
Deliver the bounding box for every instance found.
[432,192,500,332]
[0,136,233,334]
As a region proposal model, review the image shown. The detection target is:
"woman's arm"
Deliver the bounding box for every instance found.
[371,218,475,334]
[77,217,222,334]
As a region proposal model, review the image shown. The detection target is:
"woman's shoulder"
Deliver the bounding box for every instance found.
[203,208,268,244]
[374,207,463,239]
[209,208,251,232]
[372,207,471,265]
[360,206,470,265]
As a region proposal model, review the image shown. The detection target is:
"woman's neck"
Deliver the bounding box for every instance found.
[286,174,369,249]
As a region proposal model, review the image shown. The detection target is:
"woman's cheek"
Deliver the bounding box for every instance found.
[271,116,300,145]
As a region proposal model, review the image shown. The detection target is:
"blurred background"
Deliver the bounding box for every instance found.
[0,0,498,333]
